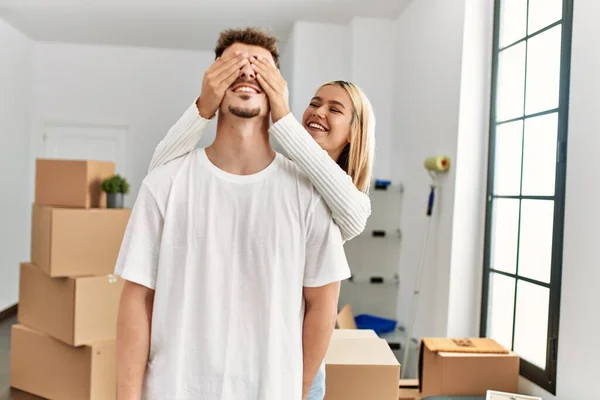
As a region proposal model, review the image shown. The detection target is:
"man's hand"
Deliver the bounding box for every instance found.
[250,56,291,123]
[196,52,249,119]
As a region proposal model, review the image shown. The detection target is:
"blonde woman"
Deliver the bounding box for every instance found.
[147,54,376,400]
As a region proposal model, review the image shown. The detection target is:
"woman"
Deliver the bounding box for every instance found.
[148,63,376,399]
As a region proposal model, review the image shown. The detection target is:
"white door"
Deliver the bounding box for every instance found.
[43,122,128,175]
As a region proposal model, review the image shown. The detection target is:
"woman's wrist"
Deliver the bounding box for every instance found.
[271,104,291,124]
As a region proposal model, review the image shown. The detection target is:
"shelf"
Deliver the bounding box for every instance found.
[348,274,400,285]
[355,229,402,239]
[372,182,404,193]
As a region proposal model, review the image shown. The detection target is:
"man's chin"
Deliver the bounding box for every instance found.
[228,105,262,119]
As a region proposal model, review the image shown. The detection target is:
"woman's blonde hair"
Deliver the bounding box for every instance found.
[320,81,376,194]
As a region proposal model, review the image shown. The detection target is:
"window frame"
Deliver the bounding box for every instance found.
[480,0,574,394]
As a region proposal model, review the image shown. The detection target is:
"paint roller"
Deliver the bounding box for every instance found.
[424,156,450,172]
[401,155,450,378]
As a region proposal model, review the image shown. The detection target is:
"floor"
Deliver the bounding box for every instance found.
[0,316,42,400]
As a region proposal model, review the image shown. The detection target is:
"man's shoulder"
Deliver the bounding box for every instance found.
[142,149,200,197]
[275,153,327,213]
[276,153,317,192]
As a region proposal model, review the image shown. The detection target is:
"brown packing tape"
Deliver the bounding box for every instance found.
[423,337,508,354]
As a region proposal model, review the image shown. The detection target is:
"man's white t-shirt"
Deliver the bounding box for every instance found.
[114,148,351,400]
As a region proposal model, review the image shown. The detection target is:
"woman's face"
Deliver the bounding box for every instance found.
[302,84,354,160]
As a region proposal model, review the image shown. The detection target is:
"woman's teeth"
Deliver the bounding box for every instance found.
[308,123,326,131]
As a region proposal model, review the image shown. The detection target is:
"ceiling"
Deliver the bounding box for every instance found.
[0,0,411,51]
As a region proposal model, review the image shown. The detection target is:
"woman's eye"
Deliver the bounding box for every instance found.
[331,108,341,113]
[309,103,319,108]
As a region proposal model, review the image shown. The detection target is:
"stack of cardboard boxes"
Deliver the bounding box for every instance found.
[10,159,131,400]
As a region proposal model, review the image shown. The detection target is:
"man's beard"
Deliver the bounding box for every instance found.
[228,104,261,119]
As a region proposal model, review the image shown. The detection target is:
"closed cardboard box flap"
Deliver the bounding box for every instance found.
[326,338,399,366]
[419,337,519,397]
[331,329,378,340]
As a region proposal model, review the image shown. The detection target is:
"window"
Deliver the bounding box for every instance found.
[481,0,573,394]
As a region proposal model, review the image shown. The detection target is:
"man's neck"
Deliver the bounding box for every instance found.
[206,114,275,175]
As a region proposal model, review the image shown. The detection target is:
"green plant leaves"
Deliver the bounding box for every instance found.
[101,174,130,194]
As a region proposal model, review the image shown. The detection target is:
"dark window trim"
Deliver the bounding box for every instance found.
[480,0,573,395]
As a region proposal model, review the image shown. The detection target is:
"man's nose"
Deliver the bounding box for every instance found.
[239,62,256,80]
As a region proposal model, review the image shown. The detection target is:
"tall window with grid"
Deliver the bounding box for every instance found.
[481,0,573,394]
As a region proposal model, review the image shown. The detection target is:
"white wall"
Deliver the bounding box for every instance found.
[393,0,467,338]
[286,21,351,120]
[283,18,396,180]
[32,42,215,205]
[519,0,600,398]
[279,29,296,114]
[0,18,33,312]
[349,18,395,181]
[446,0,493,338]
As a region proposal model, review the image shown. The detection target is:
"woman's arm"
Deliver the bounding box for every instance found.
[147,99,212,173]
[270,114,371,241]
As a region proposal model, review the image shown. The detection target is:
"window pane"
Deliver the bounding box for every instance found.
[522,113,558,196]
[491,199,520,274]
[528,0,563,34]
[514,281,549,369]
[494,121,523,196]
[497,42,526,121]
[487,273,516,350]
[518,200,554,283]
[499,0,527,48]
[525,25,562,115]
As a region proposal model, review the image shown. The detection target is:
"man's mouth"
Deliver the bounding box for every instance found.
[306,122,328,132]
[232,85,260,94]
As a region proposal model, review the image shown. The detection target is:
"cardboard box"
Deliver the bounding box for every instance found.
[397,388,420,400]
[398,379,420,400]
[331,329,378,340]
[31,204,131,277]
[336,304,357,329]
[10,324,115,400]
[419,338,519,397]
[325,338,400,400]
[18,262,124,346]
[35,159,115,208]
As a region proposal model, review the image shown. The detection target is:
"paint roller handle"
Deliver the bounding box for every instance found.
[427,186,435,216]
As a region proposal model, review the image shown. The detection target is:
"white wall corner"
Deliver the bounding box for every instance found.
[393,0,468,340]
[446,0,494,338]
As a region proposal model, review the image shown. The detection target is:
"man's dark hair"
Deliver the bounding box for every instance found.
[215,27,280,68]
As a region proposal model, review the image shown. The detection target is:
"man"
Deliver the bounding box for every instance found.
[114,27,350,400]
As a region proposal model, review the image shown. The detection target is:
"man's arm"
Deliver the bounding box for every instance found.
[116,281,155,400]
[302,193,351,399]
[113,181,164,400]
[302,281,341,400]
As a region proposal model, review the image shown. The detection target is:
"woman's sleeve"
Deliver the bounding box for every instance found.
[148,100,212,173]
[270,113,371,241]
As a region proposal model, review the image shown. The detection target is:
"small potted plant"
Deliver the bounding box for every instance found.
[101,174,130,209]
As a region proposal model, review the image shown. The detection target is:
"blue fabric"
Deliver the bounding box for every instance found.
[306,362,326,400]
